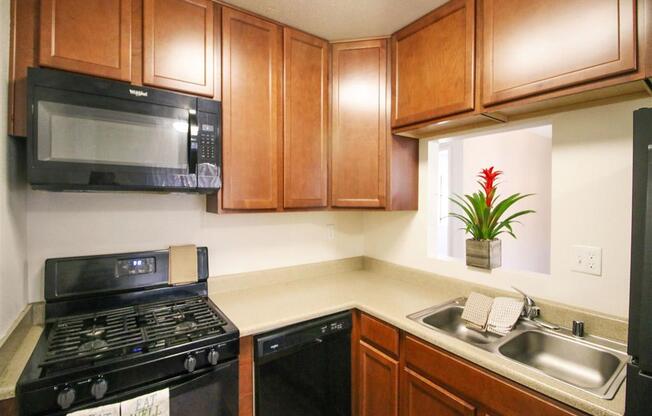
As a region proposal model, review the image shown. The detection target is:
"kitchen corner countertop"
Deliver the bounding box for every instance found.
[0,325,43,401]
[208,269,626,416]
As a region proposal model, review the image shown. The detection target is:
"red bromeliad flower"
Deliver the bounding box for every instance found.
[478,166,502,207]
[449,166,534,241]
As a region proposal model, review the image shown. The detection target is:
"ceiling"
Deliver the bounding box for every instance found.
[223,0,450,41]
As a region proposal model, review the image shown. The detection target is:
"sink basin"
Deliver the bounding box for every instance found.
[498,330,626,396]
[408,298,628,399]
[420,303,503,345]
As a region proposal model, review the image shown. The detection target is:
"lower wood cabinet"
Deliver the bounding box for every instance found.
[354,312,587,416]
[401,367,476,416]
[239,336,254,416]
[401,335,585,416]
[0,397,17,416]
[359,340,399,416]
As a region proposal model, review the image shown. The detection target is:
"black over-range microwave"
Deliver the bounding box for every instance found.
[27,68,221,193]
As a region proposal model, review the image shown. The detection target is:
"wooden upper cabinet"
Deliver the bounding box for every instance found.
[482,0,637,106]
[402,368,477,416]
[143,0,215,96]
[331,40,388,208]
[221,7,282,210]
[359,341,399,416]
[392,0,475,127]
[283,28,329,208]
[39,0,132,81]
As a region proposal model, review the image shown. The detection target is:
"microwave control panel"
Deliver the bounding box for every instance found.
[197,112,219,166]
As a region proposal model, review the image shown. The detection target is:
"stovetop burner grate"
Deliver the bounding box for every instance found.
[41,296,227,373]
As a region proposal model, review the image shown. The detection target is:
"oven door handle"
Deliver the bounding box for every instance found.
[188,109,199,175]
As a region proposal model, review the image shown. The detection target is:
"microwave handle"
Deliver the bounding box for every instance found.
[188,109,199,174]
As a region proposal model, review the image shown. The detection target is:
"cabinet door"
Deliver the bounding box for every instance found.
[0,398,17,416]
[143,0,214,96]
[331,40,387,208]
[359,341,399,416]
[40,0,132,81]
[401,368,477,416]
[283,28,329,208]
[392,0,474,127]
[482,0,637,105]
[222,8,282,210]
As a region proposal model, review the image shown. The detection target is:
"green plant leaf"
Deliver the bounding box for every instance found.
[491,210,536,238]
[448,187,535,240]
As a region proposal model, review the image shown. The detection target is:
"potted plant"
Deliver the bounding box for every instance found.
[449,167,534,269]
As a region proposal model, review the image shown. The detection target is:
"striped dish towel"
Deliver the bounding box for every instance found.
[487,297,524,336]
[461,292,494,332]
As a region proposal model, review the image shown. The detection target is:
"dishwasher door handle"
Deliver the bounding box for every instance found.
[257,336,333,364]
[280,337,323,355]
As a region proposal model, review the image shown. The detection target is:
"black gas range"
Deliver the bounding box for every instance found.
[17,247,239,416]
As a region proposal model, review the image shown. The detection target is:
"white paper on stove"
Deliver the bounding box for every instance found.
[66,403,120,416]
[120,388,170,416]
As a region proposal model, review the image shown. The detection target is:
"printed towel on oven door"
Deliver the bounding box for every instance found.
[120,388,170,416]
[67,403,120,416]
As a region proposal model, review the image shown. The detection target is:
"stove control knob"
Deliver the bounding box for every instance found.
[207,348,220,365]
[184,354,197,373]
[57,386,76,410]
[91,377,108,400]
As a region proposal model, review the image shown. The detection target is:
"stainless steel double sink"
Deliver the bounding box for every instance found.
[408,298,628,399]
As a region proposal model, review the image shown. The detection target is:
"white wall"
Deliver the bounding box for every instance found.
[364,96,650,318]
[0,0,29,339]
[26,191,363,303]
[0,0,643,324]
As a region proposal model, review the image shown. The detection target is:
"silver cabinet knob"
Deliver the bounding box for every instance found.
[57,386,76,410]
[184,354,197,373]
[90,377,108,400]
[207,348,219,366]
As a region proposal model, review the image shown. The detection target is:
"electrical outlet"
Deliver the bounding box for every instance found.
[326,224,335,240]
[572,245,602,276]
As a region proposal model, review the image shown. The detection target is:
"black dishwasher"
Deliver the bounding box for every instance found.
[254,311,352,416]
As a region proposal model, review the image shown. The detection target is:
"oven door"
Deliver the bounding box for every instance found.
[27,73,201,192]
[168,361,238,416]
[44,360,238,416]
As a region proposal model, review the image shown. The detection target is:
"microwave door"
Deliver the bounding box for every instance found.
[29,85,198,191]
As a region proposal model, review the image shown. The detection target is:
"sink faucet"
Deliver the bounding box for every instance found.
[511,287,560,330]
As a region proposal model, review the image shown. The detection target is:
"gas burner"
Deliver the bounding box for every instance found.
[84,326,106,338]
[40,297,228,373]
[175,321,198,333]
[79,339,109,353]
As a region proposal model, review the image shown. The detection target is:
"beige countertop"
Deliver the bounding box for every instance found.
[208,268,626,416]
[0,258,626,416]
[0,306,43,401]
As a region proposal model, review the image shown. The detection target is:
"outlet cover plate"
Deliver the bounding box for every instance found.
[572,245,602,276]
[326,224,335,240]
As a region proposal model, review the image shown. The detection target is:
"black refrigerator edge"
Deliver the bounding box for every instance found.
[627,108,652,415]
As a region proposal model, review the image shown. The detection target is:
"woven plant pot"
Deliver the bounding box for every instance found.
[466,239,501,269]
